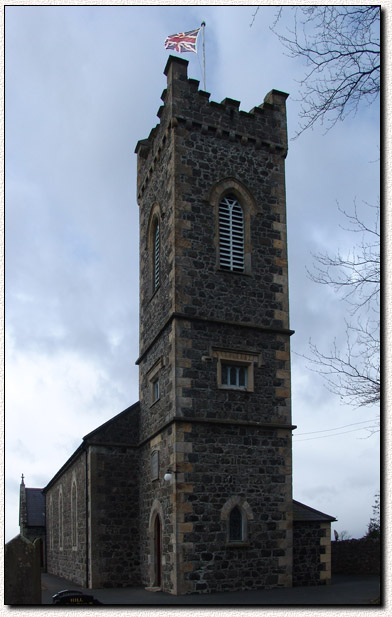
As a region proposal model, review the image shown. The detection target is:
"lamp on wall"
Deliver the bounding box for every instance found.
[163,468,178,482]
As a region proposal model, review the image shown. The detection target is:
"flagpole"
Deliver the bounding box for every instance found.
[201,21,206,91]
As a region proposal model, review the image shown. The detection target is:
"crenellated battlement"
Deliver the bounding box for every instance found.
[135,55,289,198]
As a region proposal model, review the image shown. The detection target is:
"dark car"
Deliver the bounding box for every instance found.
[52,590,103,605]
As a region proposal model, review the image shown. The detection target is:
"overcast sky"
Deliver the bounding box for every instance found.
[5,4,380,543]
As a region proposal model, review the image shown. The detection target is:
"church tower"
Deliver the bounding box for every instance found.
[135,56,294,595]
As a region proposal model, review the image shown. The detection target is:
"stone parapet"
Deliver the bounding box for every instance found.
[136,55,288,200]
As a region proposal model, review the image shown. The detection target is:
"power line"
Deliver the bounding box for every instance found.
[293,425,378,442]
[294,419,378,436]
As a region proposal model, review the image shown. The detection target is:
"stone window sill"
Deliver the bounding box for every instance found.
[219,385,253,393]
[226,541,250,548]
[217,268,252,277]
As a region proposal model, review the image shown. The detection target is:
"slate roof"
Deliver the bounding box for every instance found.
[26,489,45,527]
[293,499,337,523]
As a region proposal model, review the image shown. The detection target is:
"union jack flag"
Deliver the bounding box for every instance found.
[164,28,200,54]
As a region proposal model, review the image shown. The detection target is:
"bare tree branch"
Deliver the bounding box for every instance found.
[306,202,380,410]
[250,7,380,412]
[270,6,380,136]
[307,202,380,314]
[249,6,260,28]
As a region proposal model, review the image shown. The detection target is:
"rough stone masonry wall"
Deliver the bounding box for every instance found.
[46,454,87,586]
[138,132,175,357]
[88,445,140,588]
[177,421,292,594]
[138,418,293,595]
[174,318,291,425]
[138,424,181,593]
[137,316,292,439]
[138,323,176,442]
[173,119,289,332]
[293,521,331,586]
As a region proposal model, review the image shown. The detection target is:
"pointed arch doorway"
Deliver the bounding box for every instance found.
[148,500,164,590]
[153,513,162,588]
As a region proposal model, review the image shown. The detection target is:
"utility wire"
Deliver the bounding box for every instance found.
[294,425,378,442]
[294,419,378,436]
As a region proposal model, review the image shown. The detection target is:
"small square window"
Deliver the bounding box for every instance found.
[221,364,248,389]
[213,348,259,392]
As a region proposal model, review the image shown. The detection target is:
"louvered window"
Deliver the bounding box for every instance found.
[153,221,160,290]
[219,195,244,272]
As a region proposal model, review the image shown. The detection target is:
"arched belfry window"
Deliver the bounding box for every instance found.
[219,194,245,272]
[153,218,160,291]
[211,179,255,276]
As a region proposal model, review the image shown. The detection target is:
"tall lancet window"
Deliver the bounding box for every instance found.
[58,488,64,550]
[219,195,245,272]
[153,220,160,290]
[71,479,77,549]
[229,505,244,542]
[49,497,54,550]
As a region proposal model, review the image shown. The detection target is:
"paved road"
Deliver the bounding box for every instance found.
[41,572,380,605]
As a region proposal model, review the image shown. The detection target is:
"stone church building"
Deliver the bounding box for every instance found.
[21,56,336,595]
